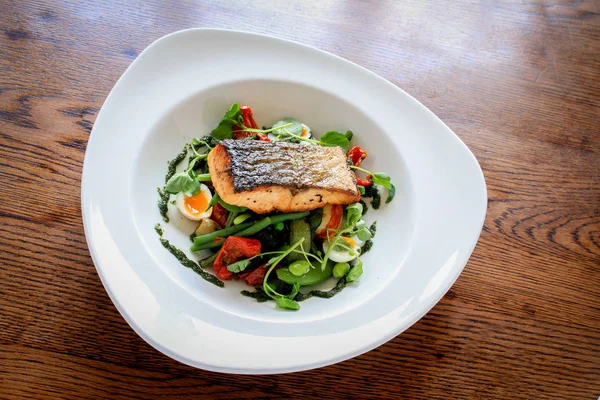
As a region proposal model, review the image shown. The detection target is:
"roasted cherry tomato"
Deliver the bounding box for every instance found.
[347,146,368,167]
[213,236,262,281]
[210,202,228,228]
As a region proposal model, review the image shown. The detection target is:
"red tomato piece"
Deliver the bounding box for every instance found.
[347,146,368,167]
[315,204,343,240]
[210,202,228,228]
[213,236,262,281]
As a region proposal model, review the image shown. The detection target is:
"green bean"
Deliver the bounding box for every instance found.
[236,217,272,237]
[234,212,253,225]
[268,211,310,224]
[199,253,217,269]
[190,240,224,252]
[226,211,238,228]
[192,212,309,250]
[192,221,254,245]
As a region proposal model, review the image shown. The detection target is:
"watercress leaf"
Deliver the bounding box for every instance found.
[267,256,279,266]
[184,178,201,197]
[386,183,396,204]
[276,296,300,310]
[345,202,363,228]
[211,103,242,139]
[165,172,194,194]
[358,185,365,195]
[355,219,366,230]
[273,118,303,137]
[226,259,251,273]
[344,130,353,140]
[319,131,350,152]
[211,123,234,140]
[356,226,372,242]
[371,172,391,189]
[288,282,300,299]
[346,260,363,283]
[218,200,248,213]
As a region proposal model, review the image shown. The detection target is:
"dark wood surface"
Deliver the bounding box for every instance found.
[2,0,599,398]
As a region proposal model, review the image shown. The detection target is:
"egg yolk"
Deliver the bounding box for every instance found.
[341,236,357,248]
[184,191,209,215]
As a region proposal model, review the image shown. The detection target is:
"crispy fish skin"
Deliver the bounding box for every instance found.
[208,140,360,213]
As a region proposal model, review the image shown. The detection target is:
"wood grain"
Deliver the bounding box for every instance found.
[1,0,599,398]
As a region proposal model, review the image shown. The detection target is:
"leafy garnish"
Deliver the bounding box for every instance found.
[226,259,252,273]
[165,171,200,196]
[211,103,243,139]
[319,131,350,152]
[346,259,363,282]
[352,166,394,204]
[273,118,303,137]
[276,297,300,310]
[386,183,396,204]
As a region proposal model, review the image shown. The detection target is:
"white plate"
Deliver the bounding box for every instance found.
[82,29,486,374]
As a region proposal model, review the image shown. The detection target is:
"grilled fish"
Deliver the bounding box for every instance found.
[208,139,360,213]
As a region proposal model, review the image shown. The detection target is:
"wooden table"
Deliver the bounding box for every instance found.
[2,1,599,398]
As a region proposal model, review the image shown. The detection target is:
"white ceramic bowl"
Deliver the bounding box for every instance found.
[82,29,486,374]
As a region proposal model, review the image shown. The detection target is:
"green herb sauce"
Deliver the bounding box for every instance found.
[363,185,381,209]
[154,223,164,236]
[159,237,224,288]
[359,200,368,217]
[241,287,272,302]
[360,221,377,255]
[369,221,377,236]
[166,145,189,184]
[295,278,347,301]
[361,240,373,254]
[157,188,170,222]
[157,145,189,222]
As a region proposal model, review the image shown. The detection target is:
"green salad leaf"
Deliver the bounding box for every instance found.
[211,103,242,139]
[346,260,363,282]
[165,171,200,196]
[227,259,252,273]
[319,131,350,152]
[276,297,300,310]
[273,118,303,137]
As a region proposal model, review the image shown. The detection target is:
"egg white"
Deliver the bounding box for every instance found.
[268,123,312,141]
[323,236,363,263]
[176,184,213,221]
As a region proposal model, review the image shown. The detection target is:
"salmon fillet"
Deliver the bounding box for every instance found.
[208,140,360,214]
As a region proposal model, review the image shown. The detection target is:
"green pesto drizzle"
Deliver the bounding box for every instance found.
[159,237,224,288]
[360,221,377,255]
[157,188,170,222]
[154,223,163,236]
[295,278,347,302]
[157,145,189,222]
[359,199,368,217]
[361,240,373,255]
[369,221,377,236]
[241,287,272,303]
[165,145,189,184]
